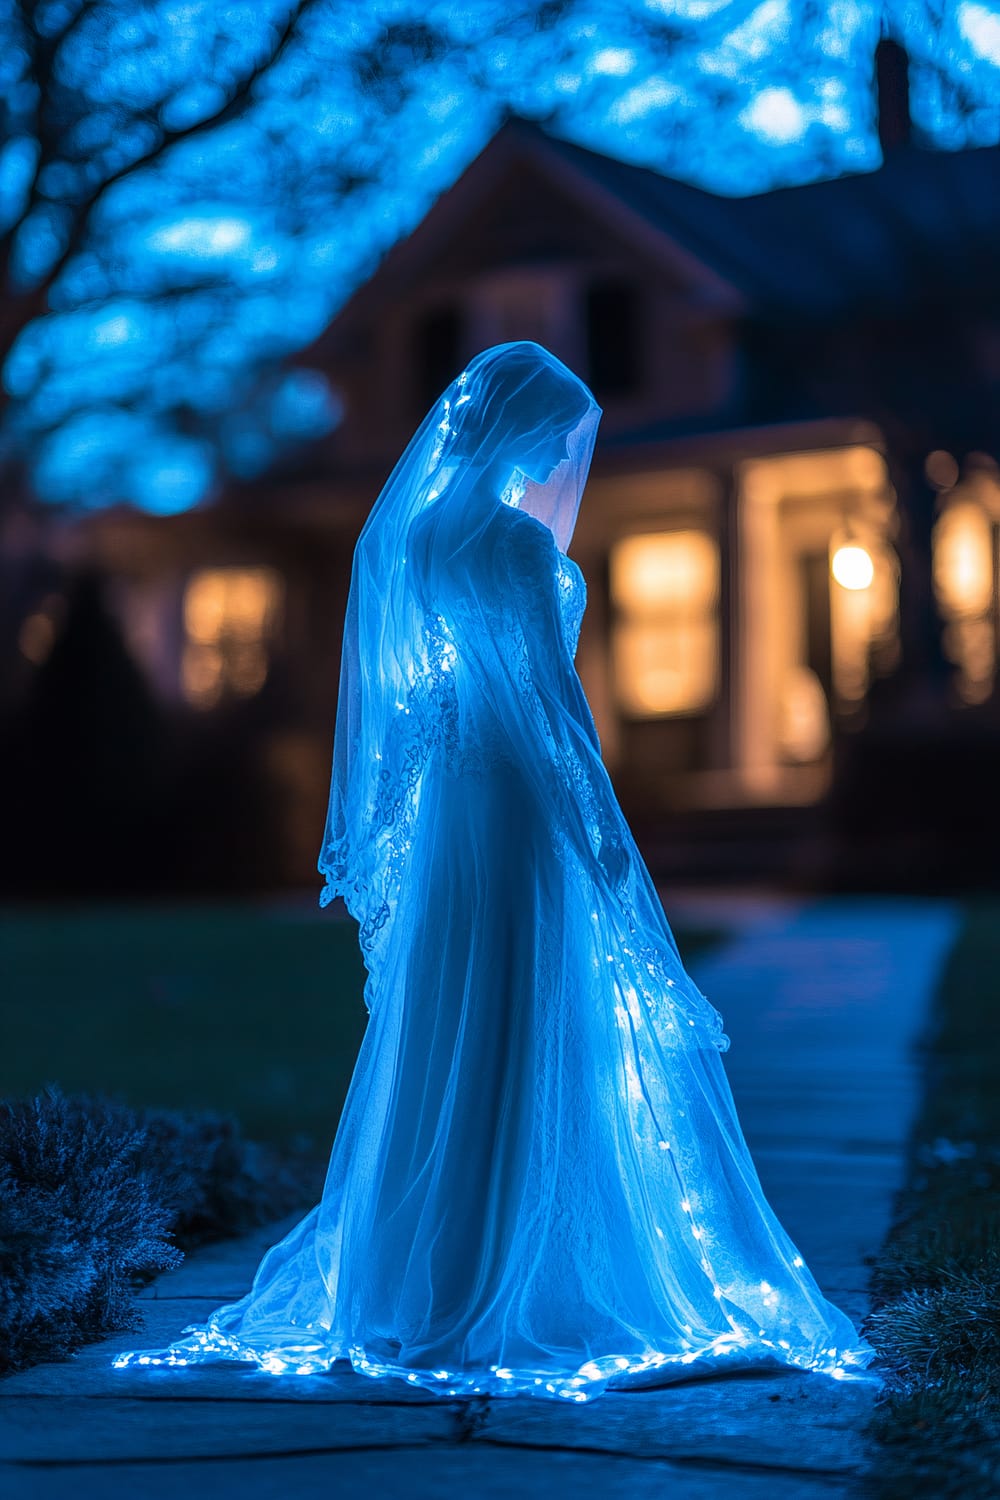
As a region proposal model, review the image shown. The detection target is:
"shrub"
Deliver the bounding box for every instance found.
[864,906,1000,1498]
[0,1086,319,1375]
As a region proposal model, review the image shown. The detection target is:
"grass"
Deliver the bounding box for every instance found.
[865,902,1000,1499]
[0,902,369,1152]
[0,901,722,1378]
[1,899,724,1151]
[0,898,723,1374]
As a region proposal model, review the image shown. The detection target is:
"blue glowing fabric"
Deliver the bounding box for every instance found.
[113,342,873,1399]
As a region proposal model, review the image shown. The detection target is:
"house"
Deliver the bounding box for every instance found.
[16,60,1000,892]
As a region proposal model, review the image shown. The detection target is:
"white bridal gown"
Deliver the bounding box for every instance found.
[113,342,873,1400]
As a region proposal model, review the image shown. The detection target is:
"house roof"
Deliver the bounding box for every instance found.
[530,121,1000,320]
[309,116,1000,343]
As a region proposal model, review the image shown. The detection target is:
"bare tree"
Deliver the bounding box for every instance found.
[0,0,315,404]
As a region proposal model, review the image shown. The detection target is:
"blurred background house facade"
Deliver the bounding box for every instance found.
[4,44,1000,897]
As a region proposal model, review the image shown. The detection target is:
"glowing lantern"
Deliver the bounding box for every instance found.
[831,544,874,591]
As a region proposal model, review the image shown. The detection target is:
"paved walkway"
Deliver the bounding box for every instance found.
[1,898,958,1500]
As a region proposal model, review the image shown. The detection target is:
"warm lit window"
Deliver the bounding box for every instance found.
[933,482,1000,704]
[182,566,284,710]
[17,594,64,666]
[610,529,720,716]
[778,666,831,764]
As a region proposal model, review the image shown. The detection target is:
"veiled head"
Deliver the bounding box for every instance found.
[321,340,601,932]
[441,342,601,553]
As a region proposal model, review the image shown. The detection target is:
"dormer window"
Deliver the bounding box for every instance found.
[585,279,642,399]
[467,267,576,363]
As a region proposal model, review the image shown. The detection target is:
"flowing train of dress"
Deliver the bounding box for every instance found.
[113,501,874,1400]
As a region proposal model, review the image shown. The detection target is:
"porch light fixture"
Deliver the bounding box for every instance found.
[830,544,875,591]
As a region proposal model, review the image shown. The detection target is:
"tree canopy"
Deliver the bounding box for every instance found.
[1,0,997,514]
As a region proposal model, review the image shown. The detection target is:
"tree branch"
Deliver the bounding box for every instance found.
[0,0,320,363]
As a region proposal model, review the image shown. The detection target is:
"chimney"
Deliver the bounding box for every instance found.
[876,37,911,152]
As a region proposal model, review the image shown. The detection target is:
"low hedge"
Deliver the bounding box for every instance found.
[0,1085,320,1375]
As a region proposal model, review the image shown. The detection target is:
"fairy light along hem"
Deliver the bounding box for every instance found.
[111,1323,875,1400]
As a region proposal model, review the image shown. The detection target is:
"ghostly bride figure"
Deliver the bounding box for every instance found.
[113,342,872,1399]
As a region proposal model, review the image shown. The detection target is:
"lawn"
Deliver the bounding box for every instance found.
[1,902,369,1152]
[1,901,722,1153]
[0,899,723,1376]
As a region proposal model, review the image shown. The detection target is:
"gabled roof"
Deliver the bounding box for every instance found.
[309,116,1000,350]
[306,118,747,355]
[535,122,1000,319]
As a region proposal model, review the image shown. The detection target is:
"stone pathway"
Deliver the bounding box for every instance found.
[0,898,958,1499]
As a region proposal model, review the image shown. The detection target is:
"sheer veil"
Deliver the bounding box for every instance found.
[317,343,598,941]
[317,339,727,1049]
[110,340,873,1395]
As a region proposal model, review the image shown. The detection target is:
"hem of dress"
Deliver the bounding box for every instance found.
[112,1324,877,1401]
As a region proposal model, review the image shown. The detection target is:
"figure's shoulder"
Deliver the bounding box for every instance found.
[406,494,561,596]
[495,503,560,576]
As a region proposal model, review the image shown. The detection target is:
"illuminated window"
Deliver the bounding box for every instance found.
[778,666,830,764]
[182,566,284,710]
[933,474,1000,704]
[610,530,720,717]
[18,594,65,666]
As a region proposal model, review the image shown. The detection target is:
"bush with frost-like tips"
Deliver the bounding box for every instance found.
[0,1086,315,1374]
[0,1089,180,1373]
[867,1264,1000,1385]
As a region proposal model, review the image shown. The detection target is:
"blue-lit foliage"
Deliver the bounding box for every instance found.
[1,0,998,513]
[0,1086,312,1374]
